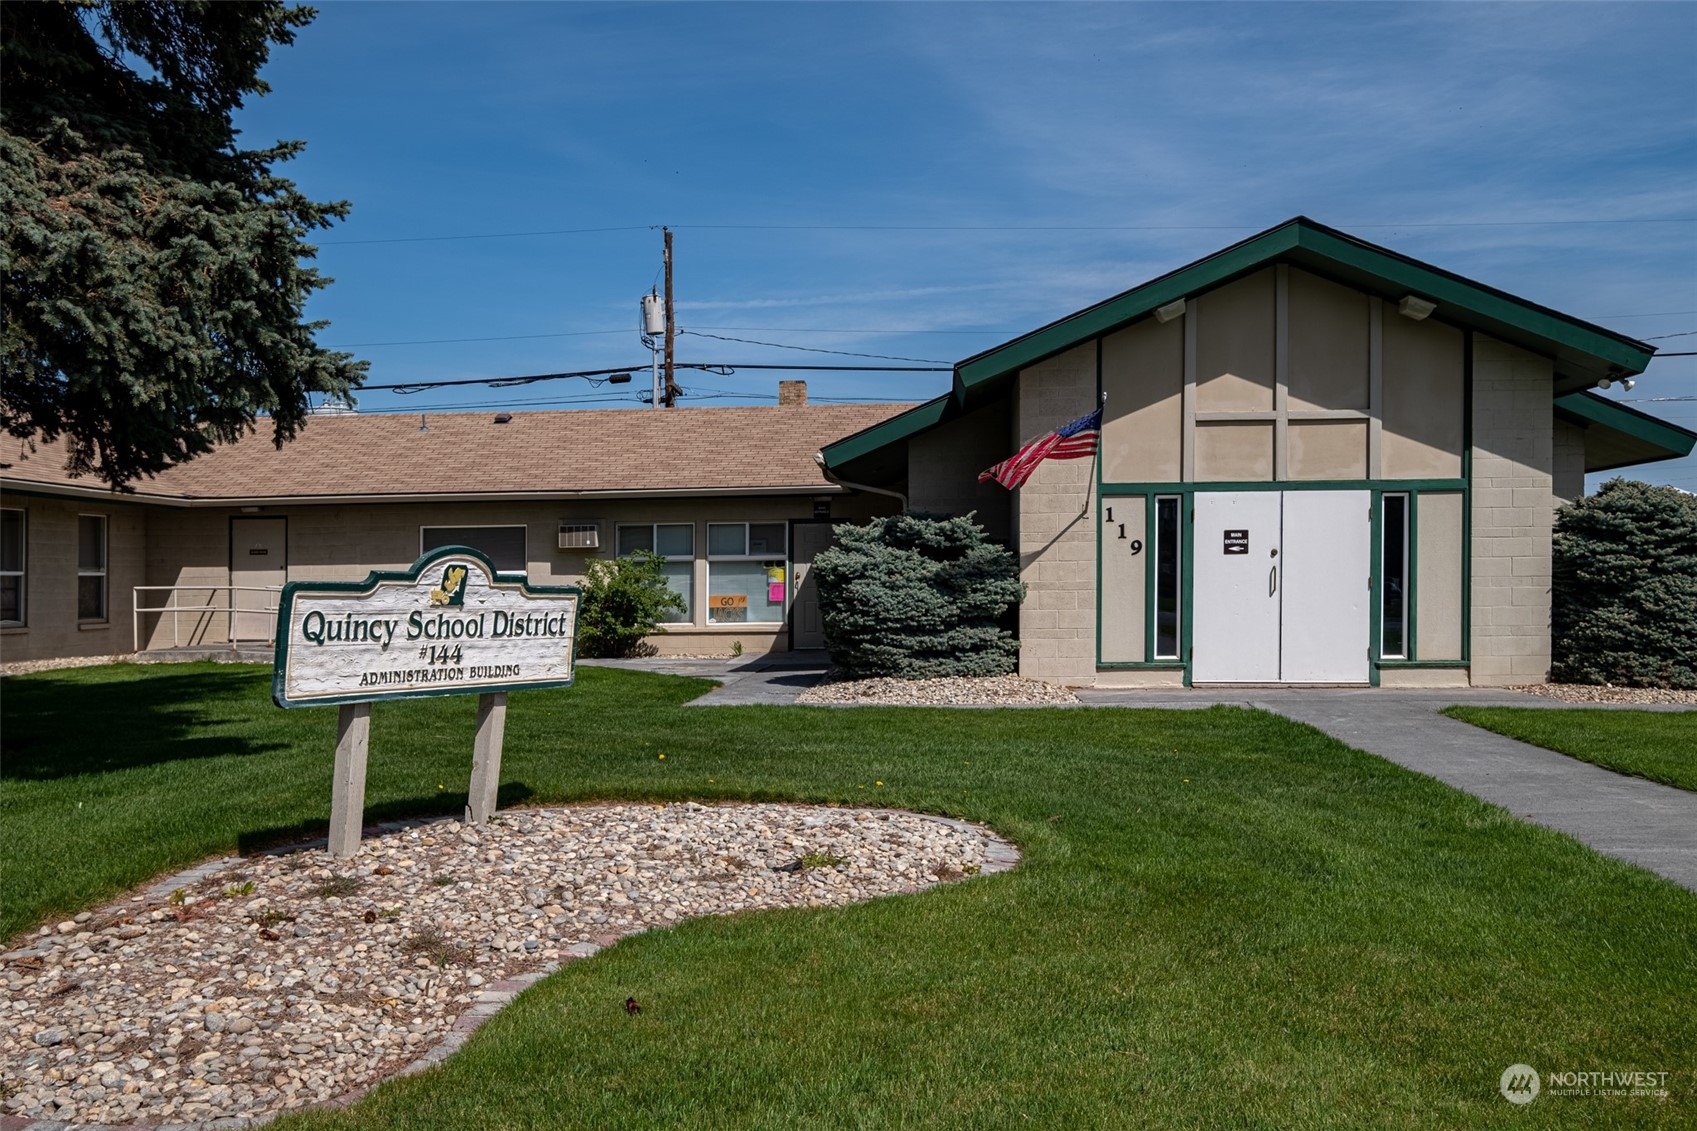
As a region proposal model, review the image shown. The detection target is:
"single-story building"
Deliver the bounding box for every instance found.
[819,217,1695,688]
[5,218,1693,685]
[0,385,909,663]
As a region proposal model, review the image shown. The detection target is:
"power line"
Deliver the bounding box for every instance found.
[311,218,1697,247]
[679,330,949,364]
[1643,330,1697,340]
[320,224,656,247]
[329,329,628,348]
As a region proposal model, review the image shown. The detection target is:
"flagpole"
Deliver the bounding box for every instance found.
[1081,391,1105,518]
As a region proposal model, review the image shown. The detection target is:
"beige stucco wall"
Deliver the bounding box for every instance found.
[1100,318,1182,483]
[1415,491,1465,661]
[1469,336,1556,686]
[133,493,895,658]
[908,402,1012,542]
[0,494,146,663]
[1014,343,1099,684]
[1098,494,1146,663]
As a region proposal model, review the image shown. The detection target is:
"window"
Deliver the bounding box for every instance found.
[615,523,694,622]
[706,522,787,624]
[1380,494,1409,659]
[420,525,527,572]
[1153,497,1182,659]
[1,508,23,626]
[78,514,106,621]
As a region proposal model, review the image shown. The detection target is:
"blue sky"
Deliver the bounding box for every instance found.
[235,1,1697,490]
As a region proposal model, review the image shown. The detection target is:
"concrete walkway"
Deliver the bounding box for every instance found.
[587,657,1696,893]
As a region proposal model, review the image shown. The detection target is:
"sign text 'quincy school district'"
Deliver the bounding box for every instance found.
[273,547,581,707]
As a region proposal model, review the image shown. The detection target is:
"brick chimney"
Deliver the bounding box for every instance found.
[778,380,807,406]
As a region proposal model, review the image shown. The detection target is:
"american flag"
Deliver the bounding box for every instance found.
[978,403,1103,489]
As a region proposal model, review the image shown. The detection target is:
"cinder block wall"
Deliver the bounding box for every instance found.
[1015,343,1098,685]
[1552,419,1587,505]
[0,496,145,663]
[1470,336,1555,686]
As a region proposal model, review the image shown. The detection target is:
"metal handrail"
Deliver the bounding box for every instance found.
[132,584,283,653]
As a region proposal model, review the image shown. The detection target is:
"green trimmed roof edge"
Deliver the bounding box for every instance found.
[820,394,952,470]
[956,217,1654,388]
[1555,390,1697,461]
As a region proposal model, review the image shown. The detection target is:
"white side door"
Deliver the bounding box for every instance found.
[1280,491,1371,683]
[230,517,286,644]
[1191,492,1283,682]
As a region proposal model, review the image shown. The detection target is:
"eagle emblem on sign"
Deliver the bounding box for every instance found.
[429,564,469,607]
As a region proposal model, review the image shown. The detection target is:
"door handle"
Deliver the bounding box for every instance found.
[1269,565,1278,597]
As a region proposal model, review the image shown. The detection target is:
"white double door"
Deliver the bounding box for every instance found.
[1191,491,1371,684]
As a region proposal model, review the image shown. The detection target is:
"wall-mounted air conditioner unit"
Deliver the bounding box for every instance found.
[558,523,601,550]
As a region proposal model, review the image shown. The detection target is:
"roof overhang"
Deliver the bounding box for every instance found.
[1555,391,1697,473]
[0,481,854,508]
[822,217,1665,483]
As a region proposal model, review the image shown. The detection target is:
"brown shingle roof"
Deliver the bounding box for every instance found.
[1,403,915,501]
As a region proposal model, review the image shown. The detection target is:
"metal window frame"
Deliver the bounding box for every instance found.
[1,506,25,627]
[76,512,108,623]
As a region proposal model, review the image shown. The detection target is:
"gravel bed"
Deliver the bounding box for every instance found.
[798,674,1081,707]
[0,802,1012,1127]
[1508,683,1697,705]
[0,655,131,677]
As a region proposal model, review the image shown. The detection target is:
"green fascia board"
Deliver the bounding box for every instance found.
[1555,390,1697,462]
[819,394,952,471]
[956,217,1654,389]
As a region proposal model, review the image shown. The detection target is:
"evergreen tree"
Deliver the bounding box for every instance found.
[813,514,1025,678]
[1550,479,1697,688]
[1,1,365,487]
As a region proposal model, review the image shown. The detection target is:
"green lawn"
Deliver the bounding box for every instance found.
[1443,706,1697,793]
[3,663,1693,1129]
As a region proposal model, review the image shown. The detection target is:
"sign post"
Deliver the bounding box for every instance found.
[274,547,580,857]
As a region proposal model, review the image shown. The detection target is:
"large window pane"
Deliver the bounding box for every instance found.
[78,575,105,621]
[708,560,786,623]
[0,578,20,624]
[1,509,22,572]
[748,523,786,556]
[78,515,105,572]
[655,523,694,557]
[616,525,654,555]
[421,526,526,572]
[661,560,693,622]
[1381,495,1409,658]
[1154,497,1181,659]
[707,524,746,557]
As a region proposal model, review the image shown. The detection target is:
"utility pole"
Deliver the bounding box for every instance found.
[662,227,679,408]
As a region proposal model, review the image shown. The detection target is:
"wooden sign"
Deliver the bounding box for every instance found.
[271,546,580,858]
[273,546,579,708]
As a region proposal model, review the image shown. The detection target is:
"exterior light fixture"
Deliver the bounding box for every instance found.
[1398,295,1437,321]
[1155,299,1187,323]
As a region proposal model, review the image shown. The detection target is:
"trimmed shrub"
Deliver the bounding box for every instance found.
[1550,479,1697,688]
[813,513,1025,678]
[576,551,687,658]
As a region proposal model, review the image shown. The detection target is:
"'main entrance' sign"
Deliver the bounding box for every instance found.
[273,546,580,708]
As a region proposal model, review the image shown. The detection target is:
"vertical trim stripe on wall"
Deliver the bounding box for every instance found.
[1274,265,1291,480]
[1460,331,1474,665]
[1368,299,1384,479]
[1407,491,1420,662]
[1182,305,1197,482]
